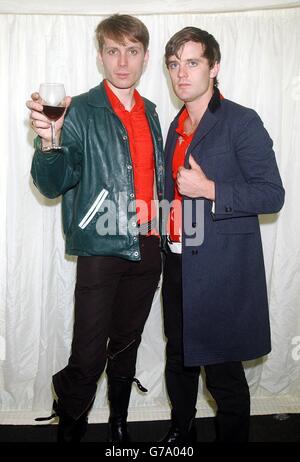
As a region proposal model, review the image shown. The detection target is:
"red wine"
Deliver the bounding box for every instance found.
[43,105,65,121]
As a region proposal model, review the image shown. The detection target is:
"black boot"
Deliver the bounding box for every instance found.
[107,376,133,443]
[36,399,92,443]
[55,400,90,443]
[160,415,197,443]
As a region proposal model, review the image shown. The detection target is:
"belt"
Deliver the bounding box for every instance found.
[167,236,182,254]
[138,218,157,235]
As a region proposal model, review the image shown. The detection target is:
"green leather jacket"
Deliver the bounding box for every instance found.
[31,81,164,261]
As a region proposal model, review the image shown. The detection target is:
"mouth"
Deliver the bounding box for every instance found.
[178,83,190,88]
[116,73,130,79]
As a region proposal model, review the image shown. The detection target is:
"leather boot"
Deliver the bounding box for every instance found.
[160,415,197,443]
[55,400,90,443]
[107,376,133,443]
[36,399,92,443]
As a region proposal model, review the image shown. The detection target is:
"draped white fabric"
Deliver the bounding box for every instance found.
[0,3,300,423]
[0,0,299,14]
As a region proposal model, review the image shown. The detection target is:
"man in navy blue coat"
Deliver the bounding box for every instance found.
[161,27,285,442]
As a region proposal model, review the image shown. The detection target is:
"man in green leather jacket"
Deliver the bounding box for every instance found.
[27,14,164,443]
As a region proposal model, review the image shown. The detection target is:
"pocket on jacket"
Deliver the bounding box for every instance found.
[215,216,259,234]
[203,144,230,158]
[79,189,109,229]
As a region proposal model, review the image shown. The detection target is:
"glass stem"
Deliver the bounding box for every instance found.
[50,121,56,147]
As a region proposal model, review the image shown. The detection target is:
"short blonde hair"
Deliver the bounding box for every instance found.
[96,14,149,52]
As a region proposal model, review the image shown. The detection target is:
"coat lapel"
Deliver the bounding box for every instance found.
[184,87,222,166]
[165,121,178,202]
[185,111,218,166]
[165,88,222,191]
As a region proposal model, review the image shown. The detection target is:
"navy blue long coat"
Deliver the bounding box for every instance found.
[164,89,285,367]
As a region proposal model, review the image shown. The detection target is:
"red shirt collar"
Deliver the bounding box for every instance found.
[176,89,224,138]
[104,79,144,113]
[176,107,194,141]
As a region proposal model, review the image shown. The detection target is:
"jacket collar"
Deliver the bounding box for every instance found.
[87,81,110,108]
[87,80,156,113]
[193,86,222,143]
[169,86,221,162]
[171,86,221,127]
[208,86,221,113]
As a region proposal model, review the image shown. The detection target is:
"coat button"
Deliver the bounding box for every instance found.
[225,206,232,212]
[192,250,198,255]
[127,165,132,170]
[133,251,139,257]
[123,135,128,141]
[192,222,196,228]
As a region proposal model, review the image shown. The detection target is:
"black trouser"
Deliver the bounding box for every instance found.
[53,236,161,420]
[162,250,250,442]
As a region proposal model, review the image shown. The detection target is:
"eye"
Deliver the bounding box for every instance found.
[188,61,199,68]
[129,49,138,55]
[168,62,179,70]
[107,49,118,55]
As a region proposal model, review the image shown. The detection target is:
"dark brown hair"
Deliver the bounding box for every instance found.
[96,14,149,53]
[165,27,221,86]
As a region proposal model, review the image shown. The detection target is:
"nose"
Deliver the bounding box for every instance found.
[177,63,188,79]
[118,52,128,68]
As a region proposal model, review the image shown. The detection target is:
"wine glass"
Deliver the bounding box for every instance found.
[39,83,66,150]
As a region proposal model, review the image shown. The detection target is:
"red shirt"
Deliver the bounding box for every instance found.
[169,92,224,241]
[169,108,194,242]
[104,80,155,227]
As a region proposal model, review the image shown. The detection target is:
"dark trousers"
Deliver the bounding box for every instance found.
[53,236,161,420]
[162,251,250,442]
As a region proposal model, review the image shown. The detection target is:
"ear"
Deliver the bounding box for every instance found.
[143,49,149,67]
[98,50,103,66]
[210,62,220,79]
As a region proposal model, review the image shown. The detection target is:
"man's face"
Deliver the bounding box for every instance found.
[99,37,149,90]
[167,41,219,103]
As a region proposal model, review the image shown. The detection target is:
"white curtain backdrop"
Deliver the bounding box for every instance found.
[0,0,300,14]
[0,1,300,424]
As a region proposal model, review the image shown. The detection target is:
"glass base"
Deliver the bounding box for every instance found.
[41,145,63,152]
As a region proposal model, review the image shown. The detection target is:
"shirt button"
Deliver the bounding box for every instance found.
[132,222,137,228]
